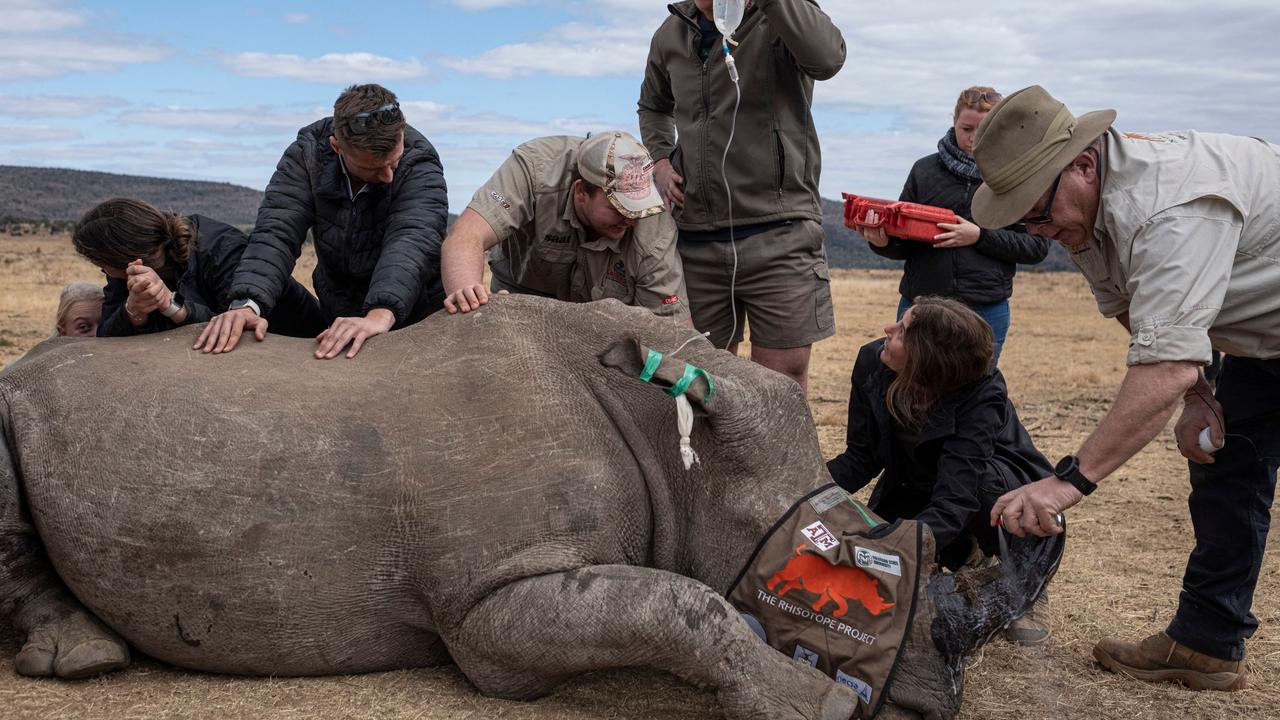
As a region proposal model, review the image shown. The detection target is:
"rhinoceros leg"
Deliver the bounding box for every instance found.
[445,564,858,720]
[0,417,129,678]
[876,591,960,720]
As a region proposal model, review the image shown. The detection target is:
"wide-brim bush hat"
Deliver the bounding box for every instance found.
[971,85,1116,228]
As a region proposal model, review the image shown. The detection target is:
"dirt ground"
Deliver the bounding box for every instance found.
[0,234,1276,719]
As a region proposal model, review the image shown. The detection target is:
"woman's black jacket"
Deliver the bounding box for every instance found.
[870,153,1050,306]
[98,215,314,337]
[826,339,1053,564]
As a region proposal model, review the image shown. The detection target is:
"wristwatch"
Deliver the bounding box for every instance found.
[160,291,184,319]
[229,298,261,316]
[1053,455,1097,496]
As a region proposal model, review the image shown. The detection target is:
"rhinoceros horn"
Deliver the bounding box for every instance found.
[927,518,1066,683]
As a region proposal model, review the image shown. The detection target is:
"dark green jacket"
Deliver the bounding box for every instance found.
[638,0,845,231]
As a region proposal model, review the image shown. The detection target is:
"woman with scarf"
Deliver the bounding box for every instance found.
[858,87,1049,365]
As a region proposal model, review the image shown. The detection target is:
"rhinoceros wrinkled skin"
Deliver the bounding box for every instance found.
[0,296,1058,720]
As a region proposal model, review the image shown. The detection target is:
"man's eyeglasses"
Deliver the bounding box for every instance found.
[962,90,1003,106]
[1024,173,1062,225]
[344,103,402,135]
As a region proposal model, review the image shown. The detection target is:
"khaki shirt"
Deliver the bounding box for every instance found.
[1070,128,1280,364]
[467,136,688,321]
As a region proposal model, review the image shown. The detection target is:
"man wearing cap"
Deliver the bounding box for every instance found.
[195,83,449,359]
[441,131,688,322]
[972,85,1280,691]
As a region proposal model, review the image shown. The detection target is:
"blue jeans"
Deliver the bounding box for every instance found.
[1166,355,1280,660]
[897,296,1010,367]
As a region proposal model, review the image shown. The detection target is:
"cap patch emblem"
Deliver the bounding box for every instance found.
[617,155,653,200]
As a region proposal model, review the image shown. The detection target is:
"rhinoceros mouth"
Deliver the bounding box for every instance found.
[927,518,1066,683]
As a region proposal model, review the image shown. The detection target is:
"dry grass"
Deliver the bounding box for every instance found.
[1,235,1276,719]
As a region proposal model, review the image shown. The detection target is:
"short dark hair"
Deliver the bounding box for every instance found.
[333,83,403,155]
[576,178,605,197]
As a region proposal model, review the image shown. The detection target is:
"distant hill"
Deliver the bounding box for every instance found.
[0,165,1073,270]
[0,165,264,226]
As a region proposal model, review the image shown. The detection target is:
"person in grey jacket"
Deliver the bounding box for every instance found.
[639,0,845,394]
[196,83,448,359]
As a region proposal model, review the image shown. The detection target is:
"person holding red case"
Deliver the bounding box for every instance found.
[856,87,1050,366]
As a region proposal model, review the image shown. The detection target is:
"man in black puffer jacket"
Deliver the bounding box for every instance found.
[196,83,448,359]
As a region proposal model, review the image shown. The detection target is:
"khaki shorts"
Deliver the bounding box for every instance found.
[678,219,835,348]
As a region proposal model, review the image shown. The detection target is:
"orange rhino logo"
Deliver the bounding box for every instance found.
[767,546,894,617]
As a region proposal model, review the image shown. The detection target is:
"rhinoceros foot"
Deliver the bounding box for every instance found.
[15,610,130,679]
[718,657,859,720]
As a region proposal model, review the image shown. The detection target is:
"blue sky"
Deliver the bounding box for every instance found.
[2,0,1278,213]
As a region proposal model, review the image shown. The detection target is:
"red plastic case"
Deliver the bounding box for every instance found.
[842,193,958,244]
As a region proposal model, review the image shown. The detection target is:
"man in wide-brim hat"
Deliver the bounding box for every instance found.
[972,84,1280,693]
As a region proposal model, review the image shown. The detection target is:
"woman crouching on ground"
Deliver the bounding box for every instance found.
[72,198,325,338]
[826,295,1052,644]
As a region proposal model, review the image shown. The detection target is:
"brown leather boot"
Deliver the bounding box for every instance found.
[1093,632,1246,691]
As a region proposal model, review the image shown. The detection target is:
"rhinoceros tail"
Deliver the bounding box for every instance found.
[927,518,1065,676]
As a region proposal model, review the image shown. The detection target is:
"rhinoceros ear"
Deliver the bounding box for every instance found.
[599,340,715,411]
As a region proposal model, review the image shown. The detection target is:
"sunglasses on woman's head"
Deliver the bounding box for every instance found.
[345,103,402,135]
[963,90,1002,105]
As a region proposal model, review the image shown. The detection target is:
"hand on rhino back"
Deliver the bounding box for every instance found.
[0,296,1060,720]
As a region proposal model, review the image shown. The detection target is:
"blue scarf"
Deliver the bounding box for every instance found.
[937,128,981,181]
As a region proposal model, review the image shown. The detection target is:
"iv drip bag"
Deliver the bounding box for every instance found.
[713,0,745,36]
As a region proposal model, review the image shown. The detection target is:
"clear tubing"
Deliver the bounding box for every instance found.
[721,44,741,351]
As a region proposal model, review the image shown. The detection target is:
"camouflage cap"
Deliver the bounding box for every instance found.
[577,131,665,220]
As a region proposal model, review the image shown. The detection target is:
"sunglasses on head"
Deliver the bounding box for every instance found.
[962,90,1003,106]
[344,103,402,135]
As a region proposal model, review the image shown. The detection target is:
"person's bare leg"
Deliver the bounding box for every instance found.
[751,345,812,395]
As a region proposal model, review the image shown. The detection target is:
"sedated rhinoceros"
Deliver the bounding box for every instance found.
[0,295,1060,720]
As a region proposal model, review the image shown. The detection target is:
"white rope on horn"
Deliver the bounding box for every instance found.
[676,393,699,470]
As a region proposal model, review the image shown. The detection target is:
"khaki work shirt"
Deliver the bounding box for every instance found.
[467,136,688,321]
[1070,128,1280,364]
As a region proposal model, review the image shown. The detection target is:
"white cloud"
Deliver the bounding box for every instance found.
[401,100,611,138]
[118,106,322,136]
[439,12,668,78]
[816,1,1280,138]
[284,12,311,24]
[0,36,170,80]
[0,94,125,118]
[220,52,428,84]
[0,0,86,33]
[0,124,83,144]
